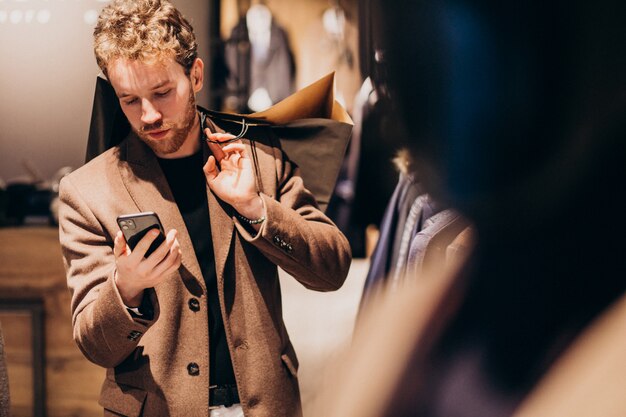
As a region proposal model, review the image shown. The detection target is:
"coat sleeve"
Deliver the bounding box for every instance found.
[58,175,158,368]
[234,150,352,291]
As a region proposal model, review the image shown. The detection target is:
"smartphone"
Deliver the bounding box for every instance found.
[116,211,165,258]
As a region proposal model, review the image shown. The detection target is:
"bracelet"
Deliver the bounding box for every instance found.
[237,213,266,225]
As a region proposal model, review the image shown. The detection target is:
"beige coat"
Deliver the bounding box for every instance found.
[58,126,351,417]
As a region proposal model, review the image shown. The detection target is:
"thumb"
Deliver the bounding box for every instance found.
[113,230,128,257]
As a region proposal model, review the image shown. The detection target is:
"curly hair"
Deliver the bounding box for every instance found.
[93,0,197,77]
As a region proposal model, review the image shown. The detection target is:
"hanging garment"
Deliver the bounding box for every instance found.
[405,209,472,282]
[388,193,439,289]
[358,171,421,311]
[224,10,295,113]
[326,78,374,251]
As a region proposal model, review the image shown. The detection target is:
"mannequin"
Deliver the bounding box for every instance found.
[245,4,273,111]
[224,1,295,113]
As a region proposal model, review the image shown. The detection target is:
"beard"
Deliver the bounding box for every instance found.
[135,88,197,156]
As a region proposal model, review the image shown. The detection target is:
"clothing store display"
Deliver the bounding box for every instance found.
[386,173,423,272]
[358,150,473,314]
[327,77,399,257]
[388,193,432,286]
[326,77,373,252]
[405,210,470,280]
[358,170,415,310]
[224,6,295,113]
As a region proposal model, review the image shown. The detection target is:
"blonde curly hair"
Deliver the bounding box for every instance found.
[93,0,197,77]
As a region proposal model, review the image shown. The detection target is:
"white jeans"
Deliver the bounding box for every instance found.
[209,403,244,417]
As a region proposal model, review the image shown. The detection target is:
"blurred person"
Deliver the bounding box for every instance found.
[57,1,351,416]
[318,1,626,416]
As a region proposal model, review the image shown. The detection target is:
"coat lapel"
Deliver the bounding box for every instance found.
[202,116,235,282]
[118,134,206,290]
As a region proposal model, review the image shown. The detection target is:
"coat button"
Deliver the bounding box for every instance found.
[188,298,200,312]
[286,243,293,253]
[273,235,281,245]
[187,362,200,376]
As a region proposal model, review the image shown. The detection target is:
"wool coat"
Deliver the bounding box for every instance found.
[58,117,351,417]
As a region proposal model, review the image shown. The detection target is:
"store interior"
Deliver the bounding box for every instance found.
[2,0,626,416]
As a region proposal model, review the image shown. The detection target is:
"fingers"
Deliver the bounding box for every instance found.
[114,228,180,306]
[152,237,182,278]
[226,151,242,168]
[132,228,162,259]
[142,229,181,279]
[207,141,225,163]
[206,131,234,162]
[220,143,246,155]
[142,229,176,265]
[133,229,180,281]
[206,131,247,164]
[206,131,237,143]
[203,155,218,182]
[204,144,248,181]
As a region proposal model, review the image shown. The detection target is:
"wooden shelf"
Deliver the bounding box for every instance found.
[0,227,103,417]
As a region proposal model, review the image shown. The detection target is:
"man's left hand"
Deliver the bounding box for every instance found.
[203,131,265,220]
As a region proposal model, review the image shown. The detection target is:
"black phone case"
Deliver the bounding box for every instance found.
[117,212,165,257]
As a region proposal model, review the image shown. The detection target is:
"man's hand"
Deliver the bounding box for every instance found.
[113,228,181,307]
[204,131,265,221]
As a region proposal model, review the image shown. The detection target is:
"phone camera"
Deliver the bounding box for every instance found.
[119,219,136,230]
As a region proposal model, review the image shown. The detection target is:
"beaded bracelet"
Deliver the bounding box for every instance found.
[237,213,266,225]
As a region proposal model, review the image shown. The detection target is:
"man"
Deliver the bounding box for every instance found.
[58,1,351,416]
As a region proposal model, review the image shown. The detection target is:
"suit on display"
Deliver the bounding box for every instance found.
[224,5,295,113]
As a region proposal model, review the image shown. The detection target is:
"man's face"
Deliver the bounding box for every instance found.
[107,56,203,158]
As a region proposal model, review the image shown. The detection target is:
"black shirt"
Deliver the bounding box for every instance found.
[158,152,237,387]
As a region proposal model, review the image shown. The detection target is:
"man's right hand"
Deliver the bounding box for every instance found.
[113,228,182,307]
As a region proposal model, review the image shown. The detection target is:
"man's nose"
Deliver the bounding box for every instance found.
[140,99,162,125]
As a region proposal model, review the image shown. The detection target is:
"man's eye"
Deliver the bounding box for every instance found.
[155,89,171,98]
[123,98,138,106]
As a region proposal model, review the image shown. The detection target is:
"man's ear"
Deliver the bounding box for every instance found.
[191,58,204,93]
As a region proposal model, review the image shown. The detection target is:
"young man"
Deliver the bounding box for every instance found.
[58,1,351,416]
